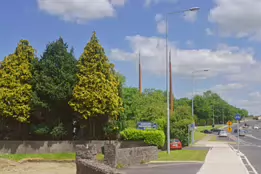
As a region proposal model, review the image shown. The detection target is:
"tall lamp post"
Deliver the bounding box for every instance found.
[165,7,200,154]
[191,69,209,144]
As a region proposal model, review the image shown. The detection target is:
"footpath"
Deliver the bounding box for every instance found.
[195,135,249,174]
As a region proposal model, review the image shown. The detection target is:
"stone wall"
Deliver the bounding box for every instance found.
[0,140,146,154]
[104,141,158,168]
[76,144,123,174]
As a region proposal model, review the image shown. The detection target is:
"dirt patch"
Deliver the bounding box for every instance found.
[0,160,76,174]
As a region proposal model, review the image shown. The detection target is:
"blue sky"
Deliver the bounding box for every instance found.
[1,0,261,115]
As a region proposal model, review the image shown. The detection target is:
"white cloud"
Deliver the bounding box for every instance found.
[37,0,126,23]
[209,0,261,40]
[236,91,261,115]
[205,28,214,36]
[155,14,166,34]
[145,0,178,6]
[186,40,194,47]
[212,83,246,92]
[110,35,256,76]
[183,11,198,22]
[226,63,261,83]
[249,91,261,97]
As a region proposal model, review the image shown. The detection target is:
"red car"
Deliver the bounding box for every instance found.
[170,139,182,150]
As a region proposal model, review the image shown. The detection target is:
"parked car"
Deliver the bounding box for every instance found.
[170,139,182,150]
[218,130,228,137]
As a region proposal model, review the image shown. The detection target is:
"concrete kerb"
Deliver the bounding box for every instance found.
[148,161,204,164]
[18,158,75,163]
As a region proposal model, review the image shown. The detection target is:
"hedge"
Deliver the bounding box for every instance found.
[120,128,165,148]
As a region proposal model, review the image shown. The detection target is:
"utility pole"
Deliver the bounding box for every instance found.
[138,51,142,94]
[169,50,174,116]
[222,108,224,125]
[212,106,215,127]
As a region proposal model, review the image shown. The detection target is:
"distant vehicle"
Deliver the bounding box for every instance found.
[202,130,212,134]
[234,129,238,133]
[170,139,182,150]
[219,130,228,137]
[211,128,221,133]
[239,130,246,136]
[253,125,259,129]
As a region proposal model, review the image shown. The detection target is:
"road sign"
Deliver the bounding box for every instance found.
[235,114,241,121]
[188,124,195,131]
[227,127,232,133]
[227,121,232,126]
[137,122,158,130]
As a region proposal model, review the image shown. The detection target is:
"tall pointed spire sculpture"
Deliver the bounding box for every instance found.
[139,51,142,94]
[169,50,174,115]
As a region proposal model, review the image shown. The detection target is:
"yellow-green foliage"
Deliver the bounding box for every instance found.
[69,32,123,119]
[0,40,35,122]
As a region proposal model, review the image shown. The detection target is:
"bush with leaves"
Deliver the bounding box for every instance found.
[170,119,193,146]
[31,124,50,135]
[50,123,67,140]
[198,119,206,126]
[120,128,165,148]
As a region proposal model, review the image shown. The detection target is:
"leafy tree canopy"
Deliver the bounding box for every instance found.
[0,40,36,122]
[69,32,123,119]
[32,37,77,108]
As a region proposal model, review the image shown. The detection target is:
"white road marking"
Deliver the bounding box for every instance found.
[245,134,261,141]
[229,144,259,174]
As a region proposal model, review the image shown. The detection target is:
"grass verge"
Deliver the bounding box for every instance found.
[194,131,206,142]
[209,135,217,141]
[0,153,104,162]
[158,150,208,162]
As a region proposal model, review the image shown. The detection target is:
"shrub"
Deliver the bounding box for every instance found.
[198,119,206,126]
[50,123,67,140]
[120,128,165,148]
[30,124,50,135]
[171,119,193,146]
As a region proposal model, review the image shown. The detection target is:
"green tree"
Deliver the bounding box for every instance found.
[32,37,77,108]
[171,103,193,146]
[69,32,123,119]
[0,40,36,123]
[131,89,166,122]
[31,37,77,139]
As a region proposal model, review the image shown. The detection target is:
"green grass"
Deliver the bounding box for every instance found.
[209,135,217,141]
[96,153,104,161]
[0,153,76,161]
[158,150,208,161]
[196,125,224,132]
[0,153,104,162]
[194,131,206,141]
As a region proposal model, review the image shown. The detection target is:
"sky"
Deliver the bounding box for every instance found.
[1,0,261,115]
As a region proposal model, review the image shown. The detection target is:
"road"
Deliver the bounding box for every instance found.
[229,120,261,173]
[121,162,203,174]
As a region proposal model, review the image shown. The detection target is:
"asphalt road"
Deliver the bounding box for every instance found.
[231,120,261,146]
[230,120,261,173]
[121,163,203,174]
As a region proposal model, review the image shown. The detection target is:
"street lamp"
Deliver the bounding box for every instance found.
[165,7,200,154]
[191,69,209,144]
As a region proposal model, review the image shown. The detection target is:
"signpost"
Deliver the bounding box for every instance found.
[235,114,241,152]
[137,122,158,130]
[227,127,232,133]
[227,121,232,126]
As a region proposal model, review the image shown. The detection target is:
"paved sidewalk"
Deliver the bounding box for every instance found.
[194,135,213,146]
[197,143,248,174]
